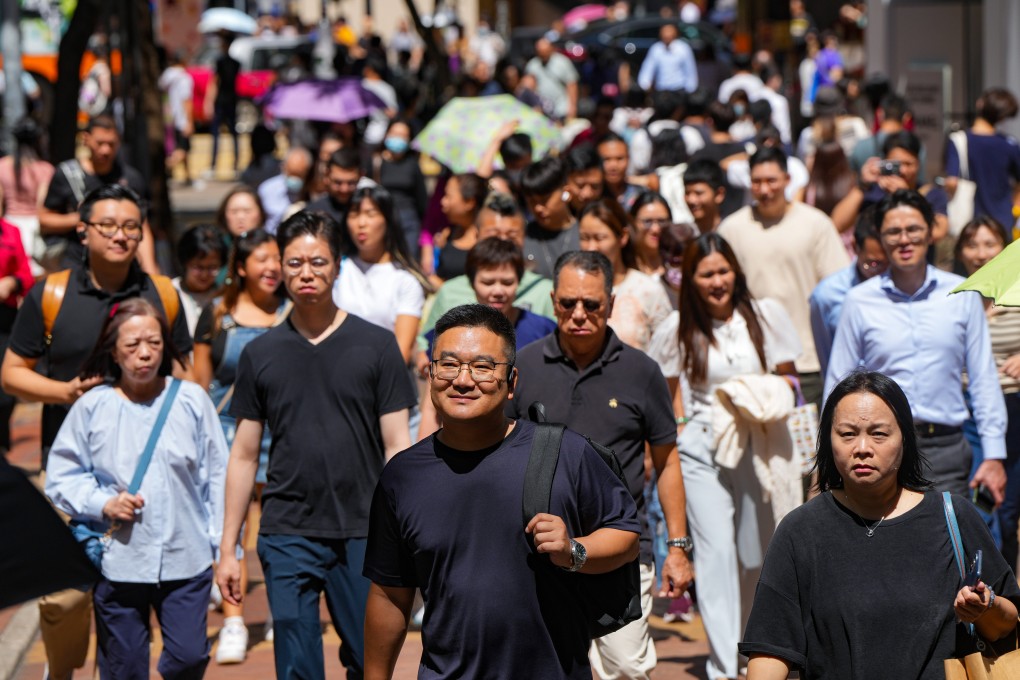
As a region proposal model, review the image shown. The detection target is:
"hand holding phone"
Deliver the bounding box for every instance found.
[964,550,983,589]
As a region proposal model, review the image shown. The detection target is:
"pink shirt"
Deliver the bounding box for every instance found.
[0,157,54,216]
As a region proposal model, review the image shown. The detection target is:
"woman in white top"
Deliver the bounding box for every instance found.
[578,197,672,353]
[648,232,801,680]
[332,186,431,363]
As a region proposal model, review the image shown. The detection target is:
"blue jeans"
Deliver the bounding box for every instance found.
[93,568,212,680]
[257,534,369,680]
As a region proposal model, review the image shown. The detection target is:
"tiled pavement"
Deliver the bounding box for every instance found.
[3,402,712,679]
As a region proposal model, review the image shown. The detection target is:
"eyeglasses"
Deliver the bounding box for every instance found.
[430,359,512,383]
[87,221,143,240]
[556,297,604,313]
[859,259,886,272]
[188,263,222,275]
[637,218,671,230]
[880,225,927,244]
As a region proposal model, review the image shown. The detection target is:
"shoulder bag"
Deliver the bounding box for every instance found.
[947,130,977,238]
[70,378,182,573]
[942,492,1020,679]
[522,402,642,639]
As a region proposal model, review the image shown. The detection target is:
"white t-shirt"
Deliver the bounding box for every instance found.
[648,298,801,422]
[331,257,425,331]
[158,65,194,132]
[610,269,673,354]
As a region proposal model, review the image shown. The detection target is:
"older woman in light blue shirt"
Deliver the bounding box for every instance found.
[46,297,228,680]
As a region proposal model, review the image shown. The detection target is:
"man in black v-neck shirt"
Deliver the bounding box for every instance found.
[218,211,414,680]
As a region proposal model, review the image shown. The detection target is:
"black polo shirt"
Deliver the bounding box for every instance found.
[508,328,676,565]
[9,263,192,447]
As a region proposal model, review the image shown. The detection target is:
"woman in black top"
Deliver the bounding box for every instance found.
[430,172,488,287]
[742,371,1020,680]
[372,120,427,257]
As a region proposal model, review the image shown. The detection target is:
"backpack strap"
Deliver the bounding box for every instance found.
[150,274,180,328]
[942,491,966,580]
[58,160,87,205]
[127,378,181,495]
[42,269,72,347]
[522,422,565,537]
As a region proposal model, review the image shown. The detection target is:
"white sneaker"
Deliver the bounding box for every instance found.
[209,581,223,611]
[215,619,249,664]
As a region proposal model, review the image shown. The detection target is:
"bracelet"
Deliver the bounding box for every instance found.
[676,416,691,425]
[987,588,996,611]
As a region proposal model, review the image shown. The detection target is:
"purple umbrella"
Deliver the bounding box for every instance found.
[259,78,388,124]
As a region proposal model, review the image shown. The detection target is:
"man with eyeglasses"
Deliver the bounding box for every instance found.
[2,183,191,680]
[509,251,693,680]
[809,208,888,376]
[364,303,640,679]
[826,189,1007,504]
[218,210,414,680]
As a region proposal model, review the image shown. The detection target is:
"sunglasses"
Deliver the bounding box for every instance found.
[556,297,604,313]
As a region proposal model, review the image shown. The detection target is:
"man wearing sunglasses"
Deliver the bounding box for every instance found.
[826,189,1007,505]
[509,251,693,680]
[364,303,639,679]
[2,183,191,680]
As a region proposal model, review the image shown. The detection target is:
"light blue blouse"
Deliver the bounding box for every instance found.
[46,379,228,583]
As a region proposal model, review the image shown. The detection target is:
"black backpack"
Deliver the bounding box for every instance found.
[522,402,642,638]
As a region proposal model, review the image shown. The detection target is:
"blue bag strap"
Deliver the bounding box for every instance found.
[127,378,180,495]
[942,491,966,580]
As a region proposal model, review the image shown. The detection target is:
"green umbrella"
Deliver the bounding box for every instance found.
[951,237,1020,305]
[413,95,561,174]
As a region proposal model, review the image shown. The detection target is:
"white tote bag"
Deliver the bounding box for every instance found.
[947,130,977,238]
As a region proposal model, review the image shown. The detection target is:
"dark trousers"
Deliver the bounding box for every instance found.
[920,431,973,497]
[798,371,824,411]
[210,103,239,171]
[1001,393,1020,570]
[93,567,212,680]
[257,534,369,680]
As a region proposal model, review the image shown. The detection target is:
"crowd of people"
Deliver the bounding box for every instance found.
[2,1,1020,679]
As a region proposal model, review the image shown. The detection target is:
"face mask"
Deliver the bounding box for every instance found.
[285,175,303,194]
[384,137,409,154]
[733,104,746,117]
[620,127,637,144]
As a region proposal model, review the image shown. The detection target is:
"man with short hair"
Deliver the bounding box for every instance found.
[217,210,415,680]
[3,183,191,680]
[564,144,605,216]
[510,251,694,680]
[637,23,698,93]
[718,146,849,405]
[364,303,640,678]
[522,157,579,279]
[306,147,366,225]
[526,38,579,121]
[683,159,726,233]
[809,209,888,376]
[826,190,1007,502]
[258,147,313,234]
[40,115,157,273]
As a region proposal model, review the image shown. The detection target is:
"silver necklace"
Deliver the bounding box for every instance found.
[842,491,886,537]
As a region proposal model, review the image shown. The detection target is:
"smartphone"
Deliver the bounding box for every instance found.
[965,550,983,588]
[879,159,902,176]
[971,485,996,513]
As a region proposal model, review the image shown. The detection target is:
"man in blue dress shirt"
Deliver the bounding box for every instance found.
[637,24,698,93]
[809,209,887,376]
[826,190,1007,501]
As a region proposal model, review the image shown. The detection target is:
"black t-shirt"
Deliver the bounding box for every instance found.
[43,160,149,268]
[306,195,350,227]
[523,221,579,280]
[214,54,241,108]
[740,491,1020,679]
[230,314,417,539]
[507,330,677,565]
[8,264,193,447]
[364,419,640,679]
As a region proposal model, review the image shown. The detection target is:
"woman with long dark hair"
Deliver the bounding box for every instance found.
[428,172,487,287]
[649,232,801,680]
[370,119,427,256]
[742,371,1020,680]
[0,117,53,274]
[192,228,289,663]
[805,118,857,256]
[334,186,431,364]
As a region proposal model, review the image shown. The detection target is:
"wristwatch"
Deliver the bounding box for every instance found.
[667,536,694,553]
[565,538,587,572]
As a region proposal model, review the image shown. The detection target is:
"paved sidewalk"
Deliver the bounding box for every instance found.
[2,402,712,679]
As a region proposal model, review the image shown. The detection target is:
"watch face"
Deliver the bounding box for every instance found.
[571,539,587,569]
